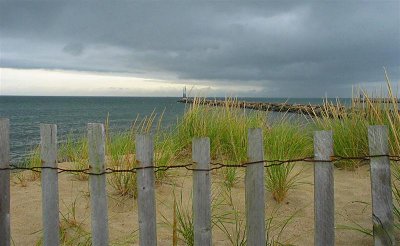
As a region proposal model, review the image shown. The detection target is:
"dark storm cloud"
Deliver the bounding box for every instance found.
[0,1,399,97]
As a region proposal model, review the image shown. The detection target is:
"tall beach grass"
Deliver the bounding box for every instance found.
[264,120,313,202]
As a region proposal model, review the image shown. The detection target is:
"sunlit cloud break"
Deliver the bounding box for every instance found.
[0,68,265,97]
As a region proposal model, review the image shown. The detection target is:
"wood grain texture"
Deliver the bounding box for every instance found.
[314,130,334,246]
[136,134,157,246]
[368,125,395,245]
[192,138,212,246]
[40,124,60,246]
[245,128,266,245]
[88,123,109,246]
[0,118,10,246]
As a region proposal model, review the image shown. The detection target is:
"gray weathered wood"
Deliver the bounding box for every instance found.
[40,124,60,246]
[0,118,10,246]
[368,125,395,245]
[88,123,109,246]
[192,138,212,246]
[136,134,157,246]
[314,130,334,246]
[245,128,266,245]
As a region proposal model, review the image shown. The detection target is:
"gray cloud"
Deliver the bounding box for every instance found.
[0,1,399,97]
[63,43,84,56]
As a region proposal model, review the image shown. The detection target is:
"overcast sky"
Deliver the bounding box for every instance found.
[0,1,399,97]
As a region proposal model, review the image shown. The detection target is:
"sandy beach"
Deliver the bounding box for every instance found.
[9,161,397,245]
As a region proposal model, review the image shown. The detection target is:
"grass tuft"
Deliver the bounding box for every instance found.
[20,145,41,181]
[59,135,89,181]
[107,131,137,198]
[264,120,313,202]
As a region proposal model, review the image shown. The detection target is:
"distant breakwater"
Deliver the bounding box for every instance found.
[177,98,344,118]
[353,98,400,103]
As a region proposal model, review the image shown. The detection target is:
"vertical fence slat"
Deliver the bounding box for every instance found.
[136,134,157,246]
[192,137,212,246]
[88,123,109,246]
[368,125,395,245]
[0,118,10,246]
[40,124,59,246]
[245,128,266,245]
[314,130,334,246]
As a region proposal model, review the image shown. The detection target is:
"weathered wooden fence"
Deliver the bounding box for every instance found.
[0,118,396,246]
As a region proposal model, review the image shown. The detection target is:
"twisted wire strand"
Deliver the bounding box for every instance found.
[0,154,398,175]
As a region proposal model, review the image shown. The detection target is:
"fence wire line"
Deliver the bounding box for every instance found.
[0,154,399,175]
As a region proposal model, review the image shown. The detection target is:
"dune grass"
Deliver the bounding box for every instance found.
[34,195,91,246]
[175,98,267,189]
[173,98,314,202]
[313,75,400,170]
[19,145,41,182]
[22,97,312,203]
[106,112,170,197]
[154,132,181,182]
[175,97,266,159]
[59,134,89,181]
[107,131,136,198]
[213,187,247,246]
[313,100,369,169]
[213,184,301,245]
[362,71,400,156]
[160,187,195,246]
[58,196,91,245]
[264,120,313,202]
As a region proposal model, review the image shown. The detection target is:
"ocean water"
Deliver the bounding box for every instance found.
[0,96,185,163]
[0,96,349,163]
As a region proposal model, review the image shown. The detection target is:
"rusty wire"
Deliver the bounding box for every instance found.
[0,154,399,175]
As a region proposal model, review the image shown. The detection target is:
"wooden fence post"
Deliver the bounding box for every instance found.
[136,134,157,246]
[0,118,10,246]
[88,123,109,246]
[368,125,395,245]
[246,128,266,245]
[192,137,212,246]
[40,124,60,246]
[314,130,334,246]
